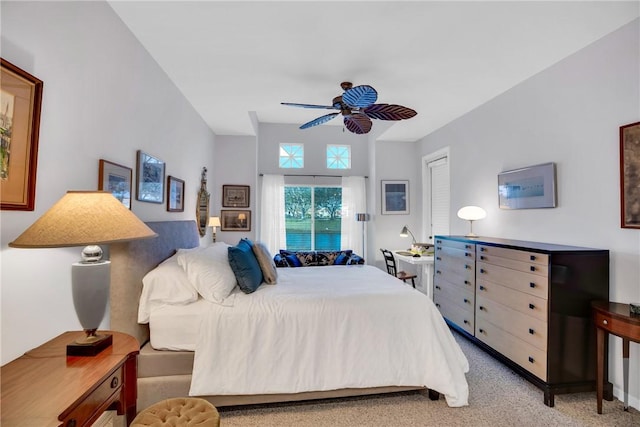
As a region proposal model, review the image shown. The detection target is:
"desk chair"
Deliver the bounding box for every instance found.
[380,248,417,288]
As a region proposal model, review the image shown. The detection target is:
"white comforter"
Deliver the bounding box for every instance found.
[189,265,469,407]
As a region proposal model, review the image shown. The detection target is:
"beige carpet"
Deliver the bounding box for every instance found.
[218,331,639,426]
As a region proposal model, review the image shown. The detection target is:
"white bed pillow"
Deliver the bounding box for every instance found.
[177,243,238,304]
[138,253,199,324]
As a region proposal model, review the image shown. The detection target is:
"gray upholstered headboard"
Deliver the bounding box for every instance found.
[109,220,200,346]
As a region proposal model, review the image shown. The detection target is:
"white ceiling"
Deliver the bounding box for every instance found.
[109,1,639,142]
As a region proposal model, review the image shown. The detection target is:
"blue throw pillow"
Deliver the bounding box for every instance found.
[333,250,353,265]
[228,239,263,293]
[280,250,302,267]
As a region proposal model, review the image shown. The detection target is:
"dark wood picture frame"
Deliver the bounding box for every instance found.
[167,175,185,212]
[0,58,43,211]
[136,150,165,204]
[98,159,132,209]
[620,121,640,228]
[221,209,251,231]
[222,184,250,208]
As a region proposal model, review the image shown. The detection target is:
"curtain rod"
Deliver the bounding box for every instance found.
[259,174,368,178]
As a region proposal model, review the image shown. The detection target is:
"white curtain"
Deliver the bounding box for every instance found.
[259,174,286,254]
[341,176,366,256]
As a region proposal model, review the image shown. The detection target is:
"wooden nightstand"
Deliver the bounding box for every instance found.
[1,331,139,427]
[592,301,640,414]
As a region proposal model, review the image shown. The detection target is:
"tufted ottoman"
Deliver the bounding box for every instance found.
[131,397,220,427]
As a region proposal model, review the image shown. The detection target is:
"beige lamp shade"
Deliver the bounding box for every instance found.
[208,216,221,227]
[9,191,157,248]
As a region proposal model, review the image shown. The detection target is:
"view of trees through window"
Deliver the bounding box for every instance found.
[285,186,342,250]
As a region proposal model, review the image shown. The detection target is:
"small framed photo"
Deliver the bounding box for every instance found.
[136,150,165,203]
[222,185,250,207]
[98,159,132,209]
[221,209,251,231]
[167,175,185,212]
[381,180,409,214]
[620,121,640,228]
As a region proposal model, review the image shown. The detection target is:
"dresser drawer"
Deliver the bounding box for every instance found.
[476,252,548,276]
[435,245,476,262]
[476,294,547,351]
[61,366,123,427]
[476,317,547,381]
[435,238,476,253]
[435,293,474,335]
[435,260,475,285]
[476,280,547,322]
[477,245,548,266]
[434,277,475,311]
[476,261,548,299]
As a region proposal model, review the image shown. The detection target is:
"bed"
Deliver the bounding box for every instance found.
[109,220,469,410]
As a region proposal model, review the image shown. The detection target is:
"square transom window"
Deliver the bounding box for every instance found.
[279,143,304,168]
[327,144,351,169]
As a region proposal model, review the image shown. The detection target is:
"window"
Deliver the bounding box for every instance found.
[279,143,304,168]
[284,186,342,250]
[326,144,351,169]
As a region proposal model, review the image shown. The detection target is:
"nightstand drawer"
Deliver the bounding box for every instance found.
[594,311,640,341]
[62,366,123,427]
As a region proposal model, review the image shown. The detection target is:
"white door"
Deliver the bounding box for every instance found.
[422,148,450,243]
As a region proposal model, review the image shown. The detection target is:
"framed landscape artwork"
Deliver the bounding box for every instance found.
[167,175,185,212]
[620,121,640,228]
[381,180,409,214]
[136,150,165,203]
[98,159,132,209]
[498,162,557,210]
[0,59,43,211]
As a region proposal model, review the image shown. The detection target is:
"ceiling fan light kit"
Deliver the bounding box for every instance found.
[282,81,417,134]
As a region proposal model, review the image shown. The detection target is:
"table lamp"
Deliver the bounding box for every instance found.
[9,191,157,356]
[209,216,221,242]
[457,206,487,237]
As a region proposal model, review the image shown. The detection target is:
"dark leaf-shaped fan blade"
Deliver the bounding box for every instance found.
[343,113,372,134]
[363,104,417,121]
[300,112,340,129]
[342,85,378,108]
[281,102,338,110]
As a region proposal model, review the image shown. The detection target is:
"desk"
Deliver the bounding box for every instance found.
[394,251,435,299]
[1,330,139,427]
[592,301,640,414]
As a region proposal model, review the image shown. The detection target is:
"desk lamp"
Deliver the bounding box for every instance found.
[400,225,416,244]
[9,191,157,356]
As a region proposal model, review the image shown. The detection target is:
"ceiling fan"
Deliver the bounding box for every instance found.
[281,82,417,135]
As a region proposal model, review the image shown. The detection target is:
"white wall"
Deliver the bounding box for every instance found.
[0,1,216,364]
[212,135,257,244]
[418,19,640,410]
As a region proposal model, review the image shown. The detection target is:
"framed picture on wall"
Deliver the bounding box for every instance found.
[136,150,165,203]
[222,185,250,207]
[166,175,185,212]
[620,121,640,228]
[0,59,43,211]
[381,180,409,214]
[221,209,251,231]
[498,162,556,210]
[98,159,132,209]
